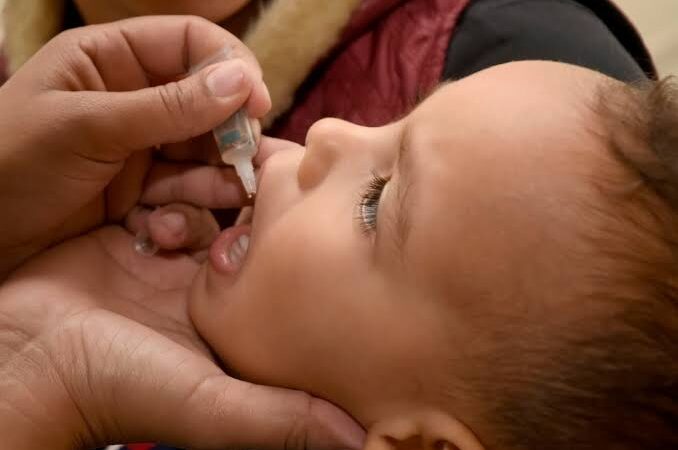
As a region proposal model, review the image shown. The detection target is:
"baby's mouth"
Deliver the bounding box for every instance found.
[208,207,253,274]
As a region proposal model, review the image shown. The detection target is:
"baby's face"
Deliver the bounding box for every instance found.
[190,62,609,426]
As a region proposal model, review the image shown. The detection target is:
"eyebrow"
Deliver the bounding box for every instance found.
[389,123,415,259]
[384,82,455,258]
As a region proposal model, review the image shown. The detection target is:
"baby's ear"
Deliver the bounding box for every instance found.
[363,410,484,450]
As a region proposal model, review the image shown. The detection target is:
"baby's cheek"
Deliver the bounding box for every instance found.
[192,239,314,383]
[221,236,354,387]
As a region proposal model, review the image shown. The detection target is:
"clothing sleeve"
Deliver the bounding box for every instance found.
[443,0,648,83]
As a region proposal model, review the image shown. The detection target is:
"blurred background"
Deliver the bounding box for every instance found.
[0,0,676,75]
[616,0,678,76]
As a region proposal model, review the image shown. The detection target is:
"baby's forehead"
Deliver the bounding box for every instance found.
[400,64,617,311]
[412,61,608,127]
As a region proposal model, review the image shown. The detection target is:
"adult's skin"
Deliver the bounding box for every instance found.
[0,14,271,279]
[0,16,365,450]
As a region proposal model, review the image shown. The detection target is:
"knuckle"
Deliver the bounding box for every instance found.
[46,30,94,76]
[284,392,312,450]
[52,27,83,47]
[52,28,98,66]
[62,94,121,161]
[157,81,197,138]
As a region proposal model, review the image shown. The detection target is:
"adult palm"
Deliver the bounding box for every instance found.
[0,226,363,450]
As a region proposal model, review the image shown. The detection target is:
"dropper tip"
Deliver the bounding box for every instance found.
[233,157,257,200]
[243,182,257,199]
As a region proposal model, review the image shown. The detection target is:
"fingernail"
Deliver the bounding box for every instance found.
[160,212,187,236]
[207,62,245,97]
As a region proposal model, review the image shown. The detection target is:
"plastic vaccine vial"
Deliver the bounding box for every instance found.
[213,109,258,197]
[193,47,258,197]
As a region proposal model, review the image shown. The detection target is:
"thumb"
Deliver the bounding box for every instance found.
[79,59,263,159]
[88,317,365,450]
[177,375,367,450]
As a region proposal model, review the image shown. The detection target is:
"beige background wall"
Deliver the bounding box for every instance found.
[615,0,678,76]
[0,0,676,74]
[0,0,4,44]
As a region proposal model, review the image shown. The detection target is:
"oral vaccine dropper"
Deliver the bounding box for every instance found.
[195,47,259,198]
[213,108,258,198]
[134,47,259,256]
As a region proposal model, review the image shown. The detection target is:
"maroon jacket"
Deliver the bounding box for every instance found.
[272,0,471,143]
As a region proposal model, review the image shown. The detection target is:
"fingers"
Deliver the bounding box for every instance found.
[85,318,366,450]
[160,132,224,165]
[160,116,263,164]
[50,15,264,90]
[124,159,249,256]
[77,58,264,158]
[126,204,219,254]
[147,205,219,253]
[173,376,367,450]
[27,16,271,161]
[145,137,298,208]
[105,150,152,221]
[141,162,249,209]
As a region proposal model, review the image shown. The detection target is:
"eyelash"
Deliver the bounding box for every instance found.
[357,173,389,234]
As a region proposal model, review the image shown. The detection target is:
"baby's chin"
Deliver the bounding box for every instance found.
[187,263,212,339]
[187,266,248,382]
[187,261,238,352]
[188,283,412,430]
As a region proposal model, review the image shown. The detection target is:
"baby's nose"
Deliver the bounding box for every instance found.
[299,118,358,189]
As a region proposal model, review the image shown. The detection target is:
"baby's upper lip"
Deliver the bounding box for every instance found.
[255,166,264,194]
[251,156,274,207]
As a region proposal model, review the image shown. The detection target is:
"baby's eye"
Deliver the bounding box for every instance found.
[357,173,389,234]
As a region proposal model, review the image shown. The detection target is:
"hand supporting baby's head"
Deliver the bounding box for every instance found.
[189,61,677,450]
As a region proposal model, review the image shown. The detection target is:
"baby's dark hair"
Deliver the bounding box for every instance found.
[464,78,678,450]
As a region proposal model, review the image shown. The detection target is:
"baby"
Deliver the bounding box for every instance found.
[189,61,677,450]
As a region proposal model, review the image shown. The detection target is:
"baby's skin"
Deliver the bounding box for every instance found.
[190,61,617,449]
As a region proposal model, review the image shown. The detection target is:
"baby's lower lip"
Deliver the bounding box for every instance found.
[209,224,252,274]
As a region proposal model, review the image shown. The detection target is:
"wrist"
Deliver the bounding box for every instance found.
[0,287,95,449]
[0,356,89,450]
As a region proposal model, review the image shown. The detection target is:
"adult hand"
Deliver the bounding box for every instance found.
[0,15,271,279]
[0,226,365,450]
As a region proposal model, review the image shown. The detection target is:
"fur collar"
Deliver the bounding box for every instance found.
[2,0,362,123]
